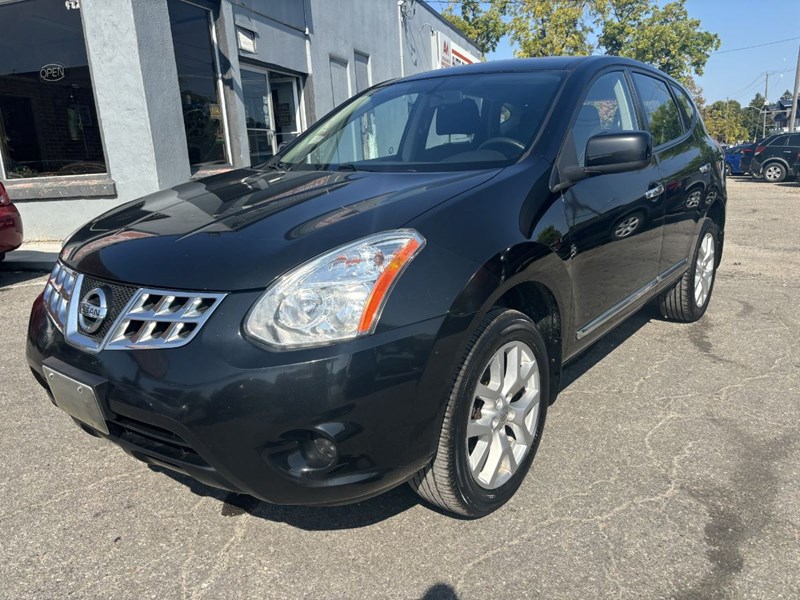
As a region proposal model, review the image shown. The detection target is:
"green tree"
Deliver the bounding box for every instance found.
[440,1,509,54]
[595,0,721,82]
[507,0,598,58]
[440,0,720,81]
[702,100,747,144]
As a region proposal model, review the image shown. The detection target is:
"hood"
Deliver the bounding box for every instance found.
[61,167,499,291]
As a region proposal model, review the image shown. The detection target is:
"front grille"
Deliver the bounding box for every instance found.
[43,263,78,332]
[45,261,227,352]
[104,288,226,350]
[78,275,138,340]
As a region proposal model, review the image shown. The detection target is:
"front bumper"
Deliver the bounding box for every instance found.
[27,289,465,506]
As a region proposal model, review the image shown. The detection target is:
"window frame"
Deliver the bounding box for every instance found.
[168,0,233,169]
[556,68,644,172]
[628,69,691,151]
[768,134,789,146]
[0,0,111,183]
[669,83,698,131]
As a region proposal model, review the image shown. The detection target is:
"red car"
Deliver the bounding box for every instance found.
[0,181,23,261]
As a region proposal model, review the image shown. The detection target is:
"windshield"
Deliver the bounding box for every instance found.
[275,71,564,172]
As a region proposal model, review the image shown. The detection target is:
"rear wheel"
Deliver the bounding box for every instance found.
[410,309,549,517]
[724,163,732,176]
[658,219,719,323]
[763,162,787,183]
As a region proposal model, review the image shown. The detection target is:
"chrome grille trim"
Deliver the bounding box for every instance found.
[43,263,78,333]
[43,262,226,352]
[104,288,227,350]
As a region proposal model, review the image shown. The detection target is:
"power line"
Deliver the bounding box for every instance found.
[712,36,800,55]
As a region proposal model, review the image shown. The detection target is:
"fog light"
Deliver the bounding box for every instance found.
[301,435,338,470]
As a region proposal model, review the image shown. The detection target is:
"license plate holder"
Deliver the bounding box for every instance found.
[42,360,109,435]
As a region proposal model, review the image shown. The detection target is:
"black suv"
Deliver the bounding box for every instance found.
[27,57,726,517]
[750,132,800,182]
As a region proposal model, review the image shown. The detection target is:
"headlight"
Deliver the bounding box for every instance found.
[245,229,425,348]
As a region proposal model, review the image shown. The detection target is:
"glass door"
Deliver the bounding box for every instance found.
[270,76,302,149]
[241,68,276,165]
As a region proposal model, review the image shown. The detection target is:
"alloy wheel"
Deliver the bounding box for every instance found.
[694,232,715,307]
[466,341,541,489]
[614,216,640,238]
[764,165,783,182]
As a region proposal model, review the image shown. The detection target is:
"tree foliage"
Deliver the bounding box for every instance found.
[702,100,748,145]
[595,0,720,82]
[439,0,720,81]
[441,0,510,54]
[507,0,597,57]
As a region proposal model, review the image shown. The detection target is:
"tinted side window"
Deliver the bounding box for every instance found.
[571,71,639,165]
[671,84,696,126]
[786,134,800,146]
[632,73,685,146]
[769,135,788,146]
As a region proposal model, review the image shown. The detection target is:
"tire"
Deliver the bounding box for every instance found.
[724,163,732,176]
[410,308,549,517]
[658,219,719,323]
[763,162,787,183]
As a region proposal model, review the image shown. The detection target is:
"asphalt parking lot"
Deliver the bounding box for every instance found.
[1,177,798,599]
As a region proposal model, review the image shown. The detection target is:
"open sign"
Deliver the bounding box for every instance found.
[40,64,66,82]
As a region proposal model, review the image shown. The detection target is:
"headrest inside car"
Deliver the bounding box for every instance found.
[436,99,480,136]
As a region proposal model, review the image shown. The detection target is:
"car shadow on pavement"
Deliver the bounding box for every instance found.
[0,268,48,288]
[149,304,661,529]
[558,304,656,393]
[421,583,460,599]
[148,464,423,529]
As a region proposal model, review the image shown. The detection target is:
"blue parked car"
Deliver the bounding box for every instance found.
[724,145,745,175]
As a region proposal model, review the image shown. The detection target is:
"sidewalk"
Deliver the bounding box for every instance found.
[1,242,61,272]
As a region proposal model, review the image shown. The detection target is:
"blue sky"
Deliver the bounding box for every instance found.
[433,0,800,105]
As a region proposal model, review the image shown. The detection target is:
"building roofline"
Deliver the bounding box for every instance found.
[415,0,483,56]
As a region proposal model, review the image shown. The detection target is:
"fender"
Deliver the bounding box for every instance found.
[760,156,791,170]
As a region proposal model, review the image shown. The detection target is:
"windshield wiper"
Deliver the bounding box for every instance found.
[262,160,291,172]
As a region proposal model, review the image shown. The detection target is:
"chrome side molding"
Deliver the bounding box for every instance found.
[576,258,688,340]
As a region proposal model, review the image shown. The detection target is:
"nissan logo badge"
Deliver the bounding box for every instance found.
[79,288,108,333]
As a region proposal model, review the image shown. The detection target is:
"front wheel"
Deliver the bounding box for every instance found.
[724,163,732,176]
[658,219,719,322]
[410,309,549,517]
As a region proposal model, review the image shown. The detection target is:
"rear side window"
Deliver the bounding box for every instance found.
[670,84,696,126]
[632,73,685,146]
[787,134,800,146]
[769,135,788,146]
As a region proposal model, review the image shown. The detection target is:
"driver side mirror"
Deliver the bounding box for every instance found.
[584,131,652,174]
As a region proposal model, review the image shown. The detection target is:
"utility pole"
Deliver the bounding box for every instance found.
[762,72,770,138]
[789,45,800,132]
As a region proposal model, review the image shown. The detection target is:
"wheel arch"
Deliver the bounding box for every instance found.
[445,242,571,404]
[761,157,790,171]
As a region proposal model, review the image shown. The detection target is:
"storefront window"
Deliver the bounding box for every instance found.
[0,0,106,179]
[167,0,228,169]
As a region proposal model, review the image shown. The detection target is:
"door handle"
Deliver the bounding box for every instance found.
[645,184,664,200]
[699,163,711,174]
